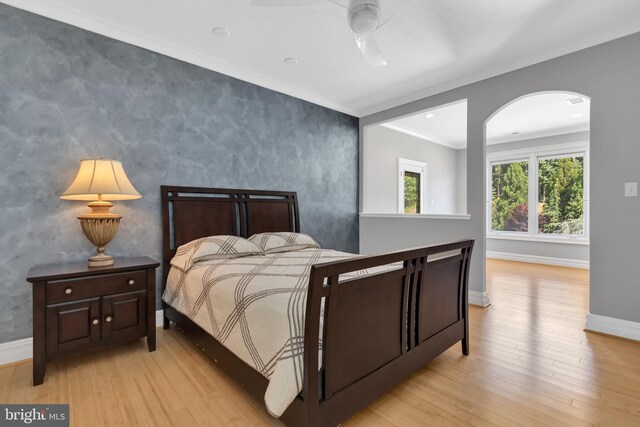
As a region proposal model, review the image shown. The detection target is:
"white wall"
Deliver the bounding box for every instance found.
[486,131,590,262]
[364,125,465,214]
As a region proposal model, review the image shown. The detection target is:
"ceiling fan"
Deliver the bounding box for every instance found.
[251,0,409,68]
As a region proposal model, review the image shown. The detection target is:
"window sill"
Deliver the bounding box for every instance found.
[487,234,589,245]
[360,213,471,220]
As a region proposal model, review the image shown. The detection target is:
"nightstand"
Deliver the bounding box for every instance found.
[26,257,160,386]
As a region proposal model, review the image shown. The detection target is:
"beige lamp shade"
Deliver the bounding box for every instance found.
[60,159,141,201]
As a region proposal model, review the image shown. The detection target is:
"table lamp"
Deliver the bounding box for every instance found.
[60,159,141,267]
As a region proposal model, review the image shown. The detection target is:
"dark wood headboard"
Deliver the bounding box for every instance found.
[161,185,300,279]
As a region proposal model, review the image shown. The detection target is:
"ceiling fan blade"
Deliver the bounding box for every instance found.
[355,35,388,68]
[374,0,420,32]
[251,0,322,6]
[324,0,348,9]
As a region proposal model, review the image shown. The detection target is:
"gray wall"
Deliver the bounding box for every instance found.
[456,149,467,214]
[486,131,590,154]
[487,131,590,262]
[364,125,464,214]
[0,4,359,344]
[361,33,640,324]
[487,239,589,262]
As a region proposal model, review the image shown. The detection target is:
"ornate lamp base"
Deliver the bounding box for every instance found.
[87,250,116,267]
[78,200,122,268]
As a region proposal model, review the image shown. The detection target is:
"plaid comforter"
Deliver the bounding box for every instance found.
[163,248,398,417]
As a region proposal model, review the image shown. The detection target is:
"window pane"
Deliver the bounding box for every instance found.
[538,156,584,235]
[491,161,529,232]
[404,171,420,214]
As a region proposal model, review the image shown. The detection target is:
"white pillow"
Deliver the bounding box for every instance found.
[170,235,263,271]
[248,232,320,254]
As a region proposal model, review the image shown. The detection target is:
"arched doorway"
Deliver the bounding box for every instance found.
[484,91,590,310]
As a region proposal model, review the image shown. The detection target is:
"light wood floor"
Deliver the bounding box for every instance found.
[2,260,639,426]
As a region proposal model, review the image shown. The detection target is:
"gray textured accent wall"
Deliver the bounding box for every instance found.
[0,4,359,344]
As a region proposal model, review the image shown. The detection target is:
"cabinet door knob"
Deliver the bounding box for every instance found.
[128,279,135,285]
[105,315,112,323]
[64,287,72,295]
[92,318,99,325]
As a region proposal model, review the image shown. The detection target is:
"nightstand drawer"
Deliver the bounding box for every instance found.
[47,270,146,304]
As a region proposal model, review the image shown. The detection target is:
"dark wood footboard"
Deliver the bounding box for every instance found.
[302,239,474,427]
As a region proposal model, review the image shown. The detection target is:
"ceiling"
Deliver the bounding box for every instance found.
[487,92,590,144]
[6,0,640,116]
[378,92,590,148]
[382,100,468,149]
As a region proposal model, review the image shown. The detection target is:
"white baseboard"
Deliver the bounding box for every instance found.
[0,337,33,366]
[585,313,640,342]
[469,290,491,308]
[487,251,589,269]
[0,310,166,367]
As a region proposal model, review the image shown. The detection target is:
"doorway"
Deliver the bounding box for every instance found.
[484,91,590,307]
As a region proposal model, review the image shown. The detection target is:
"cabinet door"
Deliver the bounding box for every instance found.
[102,290,147,342]
[47,298,100,355]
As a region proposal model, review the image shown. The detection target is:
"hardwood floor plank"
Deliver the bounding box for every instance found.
[88,351,125,427]
[168,332,278,426]
[0,363,16,402]
[107,345,163,426]
[5,363,32,404]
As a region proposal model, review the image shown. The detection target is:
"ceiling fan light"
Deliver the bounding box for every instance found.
[349,3,380,36]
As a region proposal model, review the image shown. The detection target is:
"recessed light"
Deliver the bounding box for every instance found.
[511,131,520,135]
[212,27,230,38]
[424,113,436,119]
[570,113,584,118]
[283,57,298,65]
[566,97,584,105]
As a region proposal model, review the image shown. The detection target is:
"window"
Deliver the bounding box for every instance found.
[538,155,585,236]
[404,171,421,213]
[491,160,529,232]
[487,143,588,241]
[399,158,426,214]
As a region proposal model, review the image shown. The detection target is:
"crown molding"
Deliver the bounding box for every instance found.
[380,123,466,150]
[1,0,358,117]
[359,25,640,117]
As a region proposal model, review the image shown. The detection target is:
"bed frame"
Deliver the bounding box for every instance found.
[161,185,474,427]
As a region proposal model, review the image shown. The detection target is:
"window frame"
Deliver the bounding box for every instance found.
[486,142,589,243]
[398,158,426,214]
[488,157,531,233]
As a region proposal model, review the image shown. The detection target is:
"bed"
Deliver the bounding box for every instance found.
[161,185,474,427]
